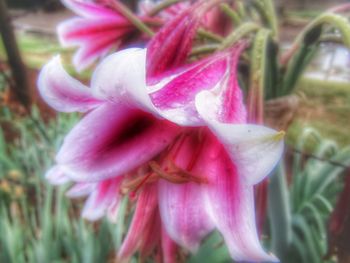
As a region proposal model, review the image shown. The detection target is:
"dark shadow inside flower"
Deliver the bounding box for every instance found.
[103,109,155,151]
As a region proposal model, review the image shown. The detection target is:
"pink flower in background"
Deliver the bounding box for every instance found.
[58,0,149,71]
[38,43,283,262]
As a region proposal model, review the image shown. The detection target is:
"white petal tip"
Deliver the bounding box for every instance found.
[45,166,70,185]
[82,211,103,222]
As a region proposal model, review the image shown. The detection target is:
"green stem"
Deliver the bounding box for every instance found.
[268,163,292,261]
[282,12,350,65]
[247,29,271,122]
[110,0,154,36]
[148,0,186,16]
[220,3,241,25]
[219,22,259,50]
[197,28,224,42]
[190,44,220,56]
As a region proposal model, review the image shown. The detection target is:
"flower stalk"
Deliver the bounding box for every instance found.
[109,0,154,36]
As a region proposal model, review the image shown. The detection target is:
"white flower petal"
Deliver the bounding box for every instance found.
[91,48,158,115]
[196,91,284,185]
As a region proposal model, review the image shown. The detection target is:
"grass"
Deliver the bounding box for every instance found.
[0,107,125,263]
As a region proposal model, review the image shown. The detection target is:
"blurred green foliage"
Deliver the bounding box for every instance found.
[0,33,92,79]
[287,77,350,147]
[0,107,123,263]
[269,128,350,263]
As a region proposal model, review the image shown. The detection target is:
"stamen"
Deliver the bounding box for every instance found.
[120,172,157,196]
[149,161,207,184]
[120,130,209,197]
[130,172,154,198]
[168,161,207,184]
[149,161,186,183]
[168,132,188,160]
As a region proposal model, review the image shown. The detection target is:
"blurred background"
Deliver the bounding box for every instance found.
[1,0,350,262]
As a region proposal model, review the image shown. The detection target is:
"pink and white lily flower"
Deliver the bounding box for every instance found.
[38,45,283,262]
[58,0,155,71]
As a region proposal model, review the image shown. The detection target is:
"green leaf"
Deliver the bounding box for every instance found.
[247,28,271,120]
[268,163,292,261]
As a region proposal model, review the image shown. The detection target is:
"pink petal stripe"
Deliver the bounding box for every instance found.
[118,184,158,259]
[197,133,278,262]
[158,134,214,252]
[149,53,228,125]
[82,177,122,221]
[72,32,121,72]
[57,102,180,182]
[194,102,285,185]
[146,3,203,82]
[58,18,131,47]
[38,56,102,112]
[62,0,118,19]
[59,1,136,71]
[151,54,227,108]
[219,44,248,123]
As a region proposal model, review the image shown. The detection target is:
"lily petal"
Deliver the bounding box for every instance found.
[58,18,134,71]
[216,43,248,123]
[57,17,133,71]
[196,91,284,185]
[62,0,118,19]
[57,102,179,182]
[139,211,161,258]
[161,227,179,263]
[57,17,130,48]
[107,197,121,223]
[158,134,214,252]
[45,165,70,185]
[149,53,228,126]
[91,48,157,114]
[159,181,214,252]
[38,56,102,112]
[118,184,158,259]
[82,177,122,221]
[196,134,278,262]
[72,33,120,72]
[66,182,95,198]
[59,1,137,71]
[146,3,203,82]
